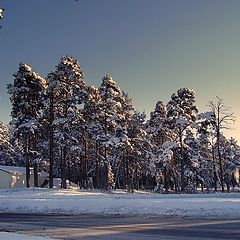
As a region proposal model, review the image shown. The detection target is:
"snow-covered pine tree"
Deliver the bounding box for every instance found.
[146,101,173,192]
[147,101,169,145]
[127,111,154,191]
[8,63,46,187]
[183,129,203,193]
[110,91,133,191]
[83,85,102,188]
[196,111,217,191]
[46,56,85,188]
[0,122,13,165]
[220,137,240,192]
[0,121,23,166]
[97,75,122,190]
[166,88,198,192]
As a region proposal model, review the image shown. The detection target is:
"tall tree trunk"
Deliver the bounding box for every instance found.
[61,146,67,189]
[26,160,30,188]
[25,135,30,188]
[49,95,54,188]
[195,170,198,192]
[95,141,100,189]
[32,135,38,187]
[172,168,179,193]
[33,162,38,187]
[82,138,88,188]
[212,145,218,192]
[103,108,109,190]
[125,150,130,192]
[78,158,82,188]
[114,157,122,190]
[105,162,109,190]
[179,130,185,193]
[134,165,139,190]
[26,159,31,188]
[217,128,224,193]
[163,166,169,193]
[226,172,230,193]
[67,160,71,182]
[231,172,236,189]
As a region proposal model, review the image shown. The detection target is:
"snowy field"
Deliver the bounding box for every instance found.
[0,188,240,219]
[0,232,54,240]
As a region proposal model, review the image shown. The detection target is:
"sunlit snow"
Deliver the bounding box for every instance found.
[0,188,240,219]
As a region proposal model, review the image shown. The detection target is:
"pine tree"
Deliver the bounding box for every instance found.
[196,111,217,191]
[167,88,198,192]
[221,137,240,192]
[183,128,203,192]
[111,92,133,191]
[8,63,46,187]
[127,111,152,191]
[0,121,24,166]
[45,56,85,188]
[83,85,102,188]
[146,101,173,192]
[97,75,122,189]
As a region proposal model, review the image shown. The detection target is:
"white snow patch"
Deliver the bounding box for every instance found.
[0,8,3,19]
[0,232,55,240]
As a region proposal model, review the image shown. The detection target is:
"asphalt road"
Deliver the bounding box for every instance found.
[0,213,240,240]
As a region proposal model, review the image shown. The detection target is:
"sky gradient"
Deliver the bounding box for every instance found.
[0,0,240,140]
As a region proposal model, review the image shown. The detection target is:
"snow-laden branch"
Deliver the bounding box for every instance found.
[0,8,4,19]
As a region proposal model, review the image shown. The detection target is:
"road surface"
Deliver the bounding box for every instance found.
[0,213,240,239]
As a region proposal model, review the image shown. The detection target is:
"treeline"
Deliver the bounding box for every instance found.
[2,56,240,193]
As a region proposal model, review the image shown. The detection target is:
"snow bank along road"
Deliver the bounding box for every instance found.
[0,188,240,218]
[0,231,54,240]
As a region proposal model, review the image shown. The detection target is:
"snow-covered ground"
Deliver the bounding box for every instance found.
[0,188,240,219]
[0,232,54,240]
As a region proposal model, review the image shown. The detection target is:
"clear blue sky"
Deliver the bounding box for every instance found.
[0,0,240,140]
